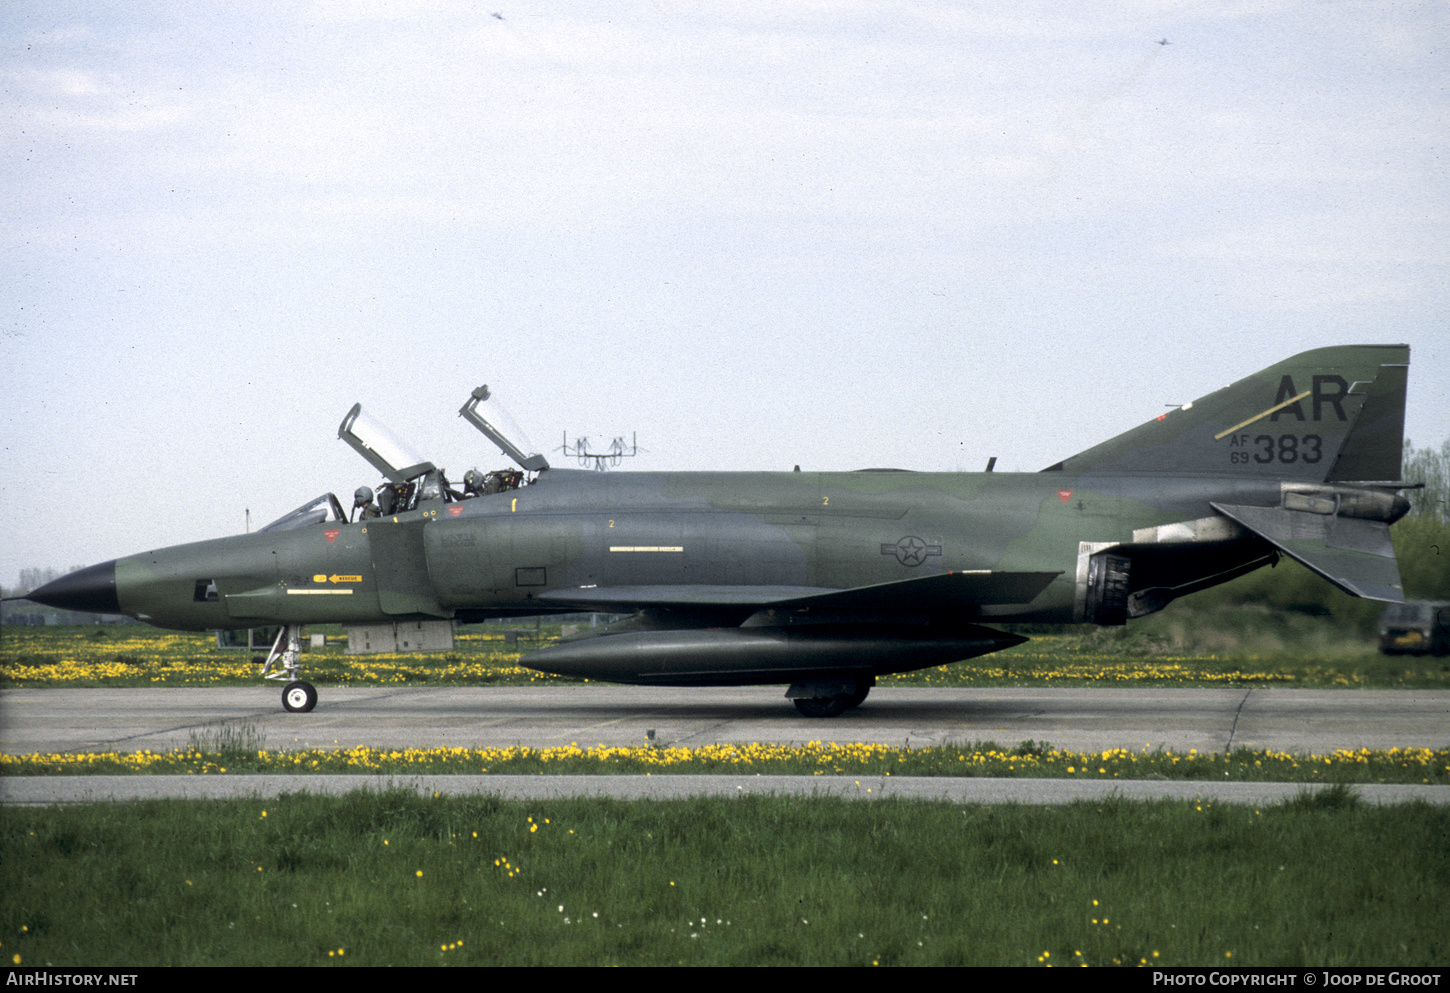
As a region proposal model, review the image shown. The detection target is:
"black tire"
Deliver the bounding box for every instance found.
[846,677,873,709]
[282,680,318,713]
[794,696,849,718]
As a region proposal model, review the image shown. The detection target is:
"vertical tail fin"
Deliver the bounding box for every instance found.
[1043,344,1410,481]
[1323,360,1407,482]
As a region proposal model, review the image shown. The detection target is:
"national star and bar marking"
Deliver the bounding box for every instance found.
[880,536,942,567]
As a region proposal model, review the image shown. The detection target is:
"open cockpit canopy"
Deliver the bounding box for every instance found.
[336,404,456,516]
[459,385,549,472]
[338,404,437,483]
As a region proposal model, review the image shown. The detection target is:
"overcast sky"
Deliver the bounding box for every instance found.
[3,1,1446,584]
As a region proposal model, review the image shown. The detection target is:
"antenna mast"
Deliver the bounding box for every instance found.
[559,432,640,471]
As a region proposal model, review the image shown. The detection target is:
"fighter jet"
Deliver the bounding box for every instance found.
[20,345,1412,716]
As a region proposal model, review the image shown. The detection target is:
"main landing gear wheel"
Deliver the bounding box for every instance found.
[793,696,850,718]
[282,680,318,713]
[847,677,874,709]
[791,674,873,718]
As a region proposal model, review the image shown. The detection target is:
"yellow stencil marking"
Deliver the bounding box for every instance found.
[609,546,684,553]
[1214,390,1310,440]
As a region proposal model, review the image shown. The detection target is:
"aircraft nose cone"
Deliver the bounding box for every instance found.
[24,560,121,614]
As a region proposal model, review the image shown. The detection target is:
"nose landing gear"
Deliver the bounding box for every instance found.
[261,625,318,713]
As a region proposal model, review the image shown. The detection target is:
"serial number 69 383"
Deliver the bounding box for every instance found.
[1228,434,1323,465]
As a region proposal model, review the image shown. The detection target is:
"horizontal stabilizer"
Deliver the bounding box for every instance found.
[1210,503,1403,602]
[538,571,1061,612]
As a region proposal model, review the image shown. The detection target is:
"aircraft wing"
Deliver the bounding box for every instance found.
[1210,502,1403,602]
[537,570,1061,612]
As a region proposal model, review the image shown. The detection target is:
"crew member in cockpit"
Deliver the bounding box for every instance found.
[352,487,381,521]
[376,485,398,517]
[462,469,486,498]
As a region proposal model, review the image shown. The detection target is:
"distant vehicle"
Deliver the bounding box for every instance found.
[1379,601,1450,656]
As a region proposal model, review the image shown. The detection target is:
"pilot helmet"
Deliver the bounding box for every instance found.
[353,486,375,507]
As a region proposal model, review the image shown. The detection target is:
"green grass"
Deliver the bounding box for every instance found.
[0,624,580,689]
[1,789,1445,966]
[5,739,1448,785]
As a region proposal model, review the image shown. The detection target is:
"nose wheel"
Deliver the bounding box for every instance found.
[282,680,318,713]
[261,624,320,713]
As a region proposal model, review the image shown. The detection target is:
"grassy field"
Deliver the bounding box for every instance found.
[2,788,1445,967]
[3,617,1447,691]
[5,735,1448,784]
[0,624,562,689]
[4,623,1446,968]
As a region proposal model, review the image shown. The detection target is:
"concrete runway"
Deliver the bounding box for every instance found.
[3,685,1448,755]
[4,686,1446,805]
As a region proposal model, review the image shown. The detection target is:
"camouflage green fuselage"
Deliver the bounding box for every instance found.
[114,467,1282,632]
